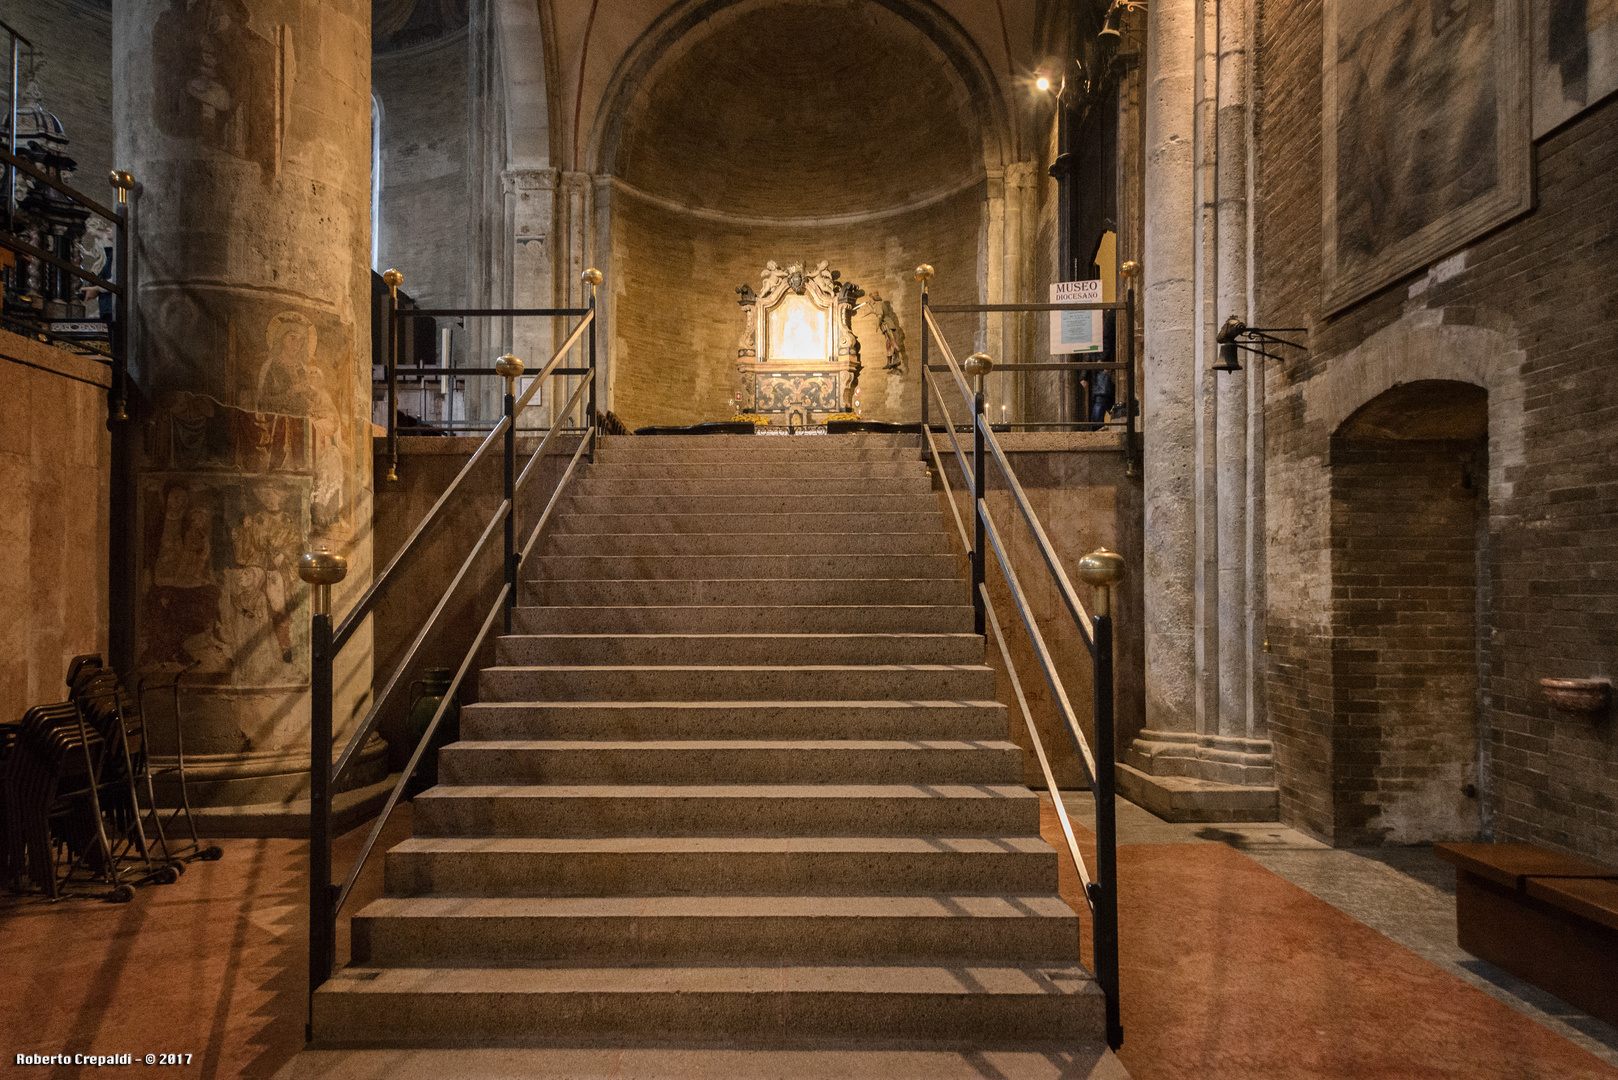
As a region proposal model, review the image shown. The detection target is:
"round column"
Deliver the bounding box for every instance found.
[114,0,380,816]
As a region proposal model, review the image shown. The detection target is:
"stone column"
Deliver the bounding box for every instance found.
[504,167,557,427]
[1137,0,1198,747]
[114,0,382,823]
[1122,0,1277,819]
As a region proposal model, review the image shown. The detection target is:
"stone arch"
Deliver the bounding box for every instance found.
[584,0,1011,180]
[1303,311,1526,492]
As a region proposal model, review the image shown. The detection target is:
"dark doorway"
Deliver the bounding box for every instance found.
[1329,380,1489,845]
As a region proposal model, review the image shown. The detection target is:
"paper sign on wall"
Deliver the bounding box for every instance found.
[1050,280,1103,354]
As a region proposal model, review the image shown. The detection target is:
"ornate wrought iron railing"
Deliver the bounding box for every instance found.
[298,268,604,1037]
[916,264,1135,1050]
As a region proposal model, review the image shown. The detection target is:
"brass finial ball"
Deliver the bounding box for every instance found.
[382,268,403,289]
[494,353,525,379]
[1120,260,1141,280]
[581,268,603,287]
[299,545,349,586]
[109,169,134,190]
[964,352,994,379]
[1077,548,1125,588]
[915,264,935,281]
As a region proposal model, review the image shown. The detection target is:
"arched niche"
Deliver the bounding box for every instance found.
[1328,379,1490,845]
[586,0,1000,427]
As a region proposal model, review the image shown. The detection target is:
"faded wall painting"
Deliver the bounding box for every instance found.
[1533,0,1618,136]
[1323,0,1532,311]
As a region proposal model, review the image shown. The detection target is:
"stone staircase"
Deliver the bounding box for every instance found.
[297,433,1118,1078]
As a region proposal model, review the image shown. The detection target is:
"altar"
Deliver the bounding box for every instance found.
[735,260,862,426]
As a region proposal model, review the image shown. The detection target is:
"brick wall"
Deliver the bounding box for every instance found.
[1255,0,1618,857]
[1329,436,1485,844]
[608,186,984,429]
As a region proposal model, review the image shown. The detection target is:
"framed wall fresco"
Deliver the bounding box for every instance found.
[1322,0,1532,312]
[1532,0,1618,137]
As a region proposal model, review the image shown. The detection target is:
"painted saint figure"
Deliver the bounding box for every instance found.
[866,291,907,373]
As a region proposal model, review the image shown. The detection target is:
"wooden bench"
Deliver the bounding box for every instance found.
[1434,842,1618,1027]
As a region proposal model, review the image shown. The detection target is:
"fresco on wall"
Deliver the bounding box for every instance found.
[1322,0,1532,311]
[135,298,362,687]
[150,0,280,180]
[1533,0,1618,136]
[139,474,311,683]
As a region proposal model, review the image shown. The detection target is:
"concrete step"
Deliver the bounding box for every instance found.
[493,633,983,667]
[351,894,1081,966]
[527,553,957,581]
[593,447,924,465]
[513,605,975,634]
[558,493,940,516]
[581,460,927,479]
[521,578,968,607]
[310,962,1100,1047]
[571,476,933,497]
[537,531,953,556]
[458,700,1009,742]
[601,434,918,449]
[383,835,1059,897]
[273,1044,1128,1080]
[477,663,996,702]
[438,739,1023,786]
[409,783,1040,837]
[547,512,945,535]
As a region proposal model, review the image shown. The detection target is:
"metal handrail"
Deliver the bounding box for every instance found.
[915,263,1129,1050]
[926,370,973,494]
[980,583,1093,896]
[331,498,508,785]
[333,307,595,650]
[920,422,1090,896]
[302,268,606,1041]
[334,415,511,649]
[978,416,1096,649]
[976,499,1100,784]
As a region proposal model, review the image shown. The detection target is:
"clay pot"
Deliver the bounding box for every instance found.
[1540,678,1613,715]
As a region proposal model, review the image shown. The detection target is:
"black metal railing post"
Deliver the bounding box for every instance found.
[1122,260,1140,476]
[383,269,402,482]
[298,547,347,1039]
[583,268,601,460]
[497,354,522,634]
[966,352,992,636]
[916,264,933,441]
[1079,548,1125,1053]
[108,171,136,676]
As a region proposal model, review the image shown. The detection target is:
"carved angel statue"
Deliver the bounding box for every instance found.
[759,261,789,303]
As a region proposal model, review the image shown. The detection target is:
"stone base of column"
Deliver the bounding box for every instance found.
[1117,730,1279,822]
[148,733,392,838]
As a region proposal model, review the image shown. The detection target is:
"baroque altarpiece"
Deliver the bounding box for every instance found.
[735,260,862,426]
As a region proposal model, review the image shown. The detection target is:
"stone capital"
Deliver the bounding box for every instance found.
[502,167,559,194]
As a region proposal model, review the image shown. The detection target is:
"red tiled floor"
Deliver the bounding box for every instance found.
[0,808,411,1079]
[1040,801,1618,1080]
[4,803,1615,1078]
